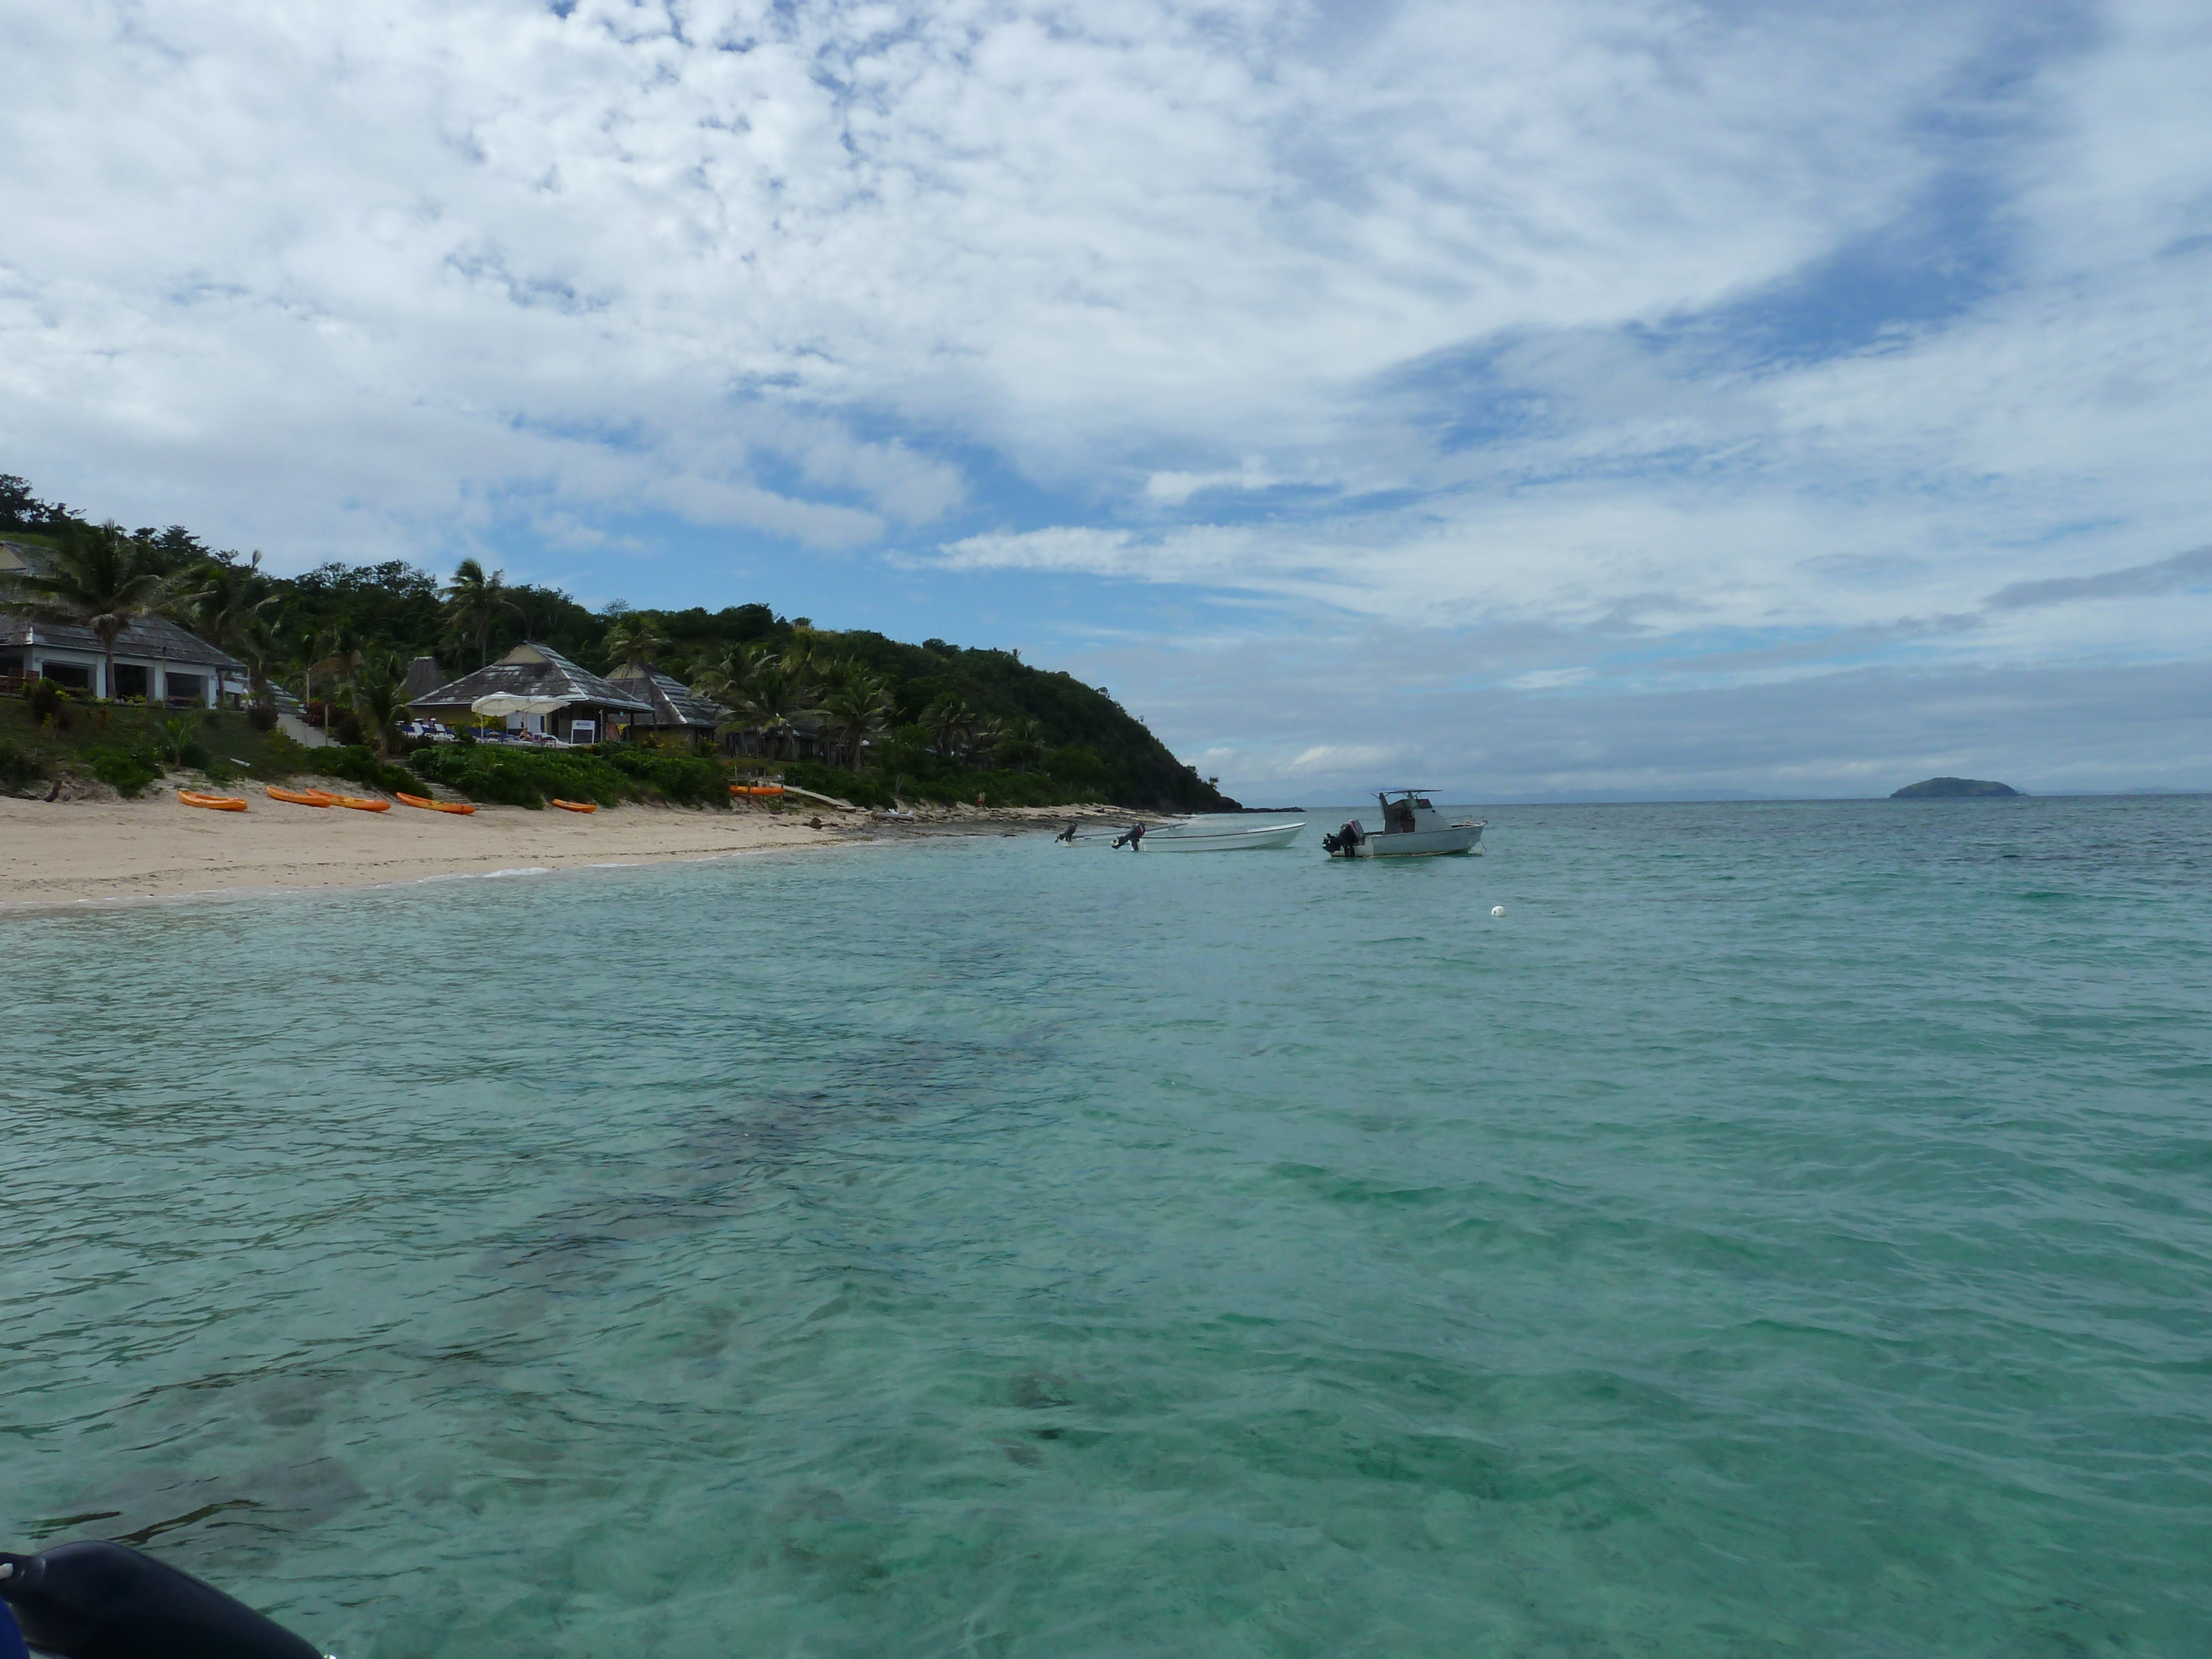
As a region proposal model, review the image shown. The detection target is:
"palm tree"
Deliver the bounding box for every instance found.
[994,716,1047,773]
[1,522,168,699]
[603,612,670,672]
[171,552,278,707]
[153,714,200,767]
[817,675,892,769]
[780,637,826,692]
[232,610,285,713]
[717,664,812,759]
[352,650,411,760]
[444,559,520,666]
[924,693,977,761]
[691,641,772,708]
[321,618,367,703]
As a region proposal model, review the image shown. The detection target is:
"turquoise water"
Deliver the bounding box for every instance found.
[4,798,2210,1657]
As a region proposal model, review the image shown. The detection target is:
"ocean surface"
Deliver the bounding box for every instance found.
[4,797,2210,1657]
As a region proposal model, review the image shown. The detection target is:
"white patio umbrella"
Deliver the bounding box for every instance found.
[470,692,572,734]
[467,695,544,721]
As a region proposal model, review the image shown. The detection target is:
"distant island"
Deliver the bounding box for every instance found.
[1891,777,2022,799]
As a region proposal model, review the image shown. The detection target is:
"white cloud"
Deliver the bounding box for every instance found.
[1285,743,1405,776]
[1142,461,1280,506]
[1506,667,1595,692]
[0,1,2030,541]
[1,0,2208,796]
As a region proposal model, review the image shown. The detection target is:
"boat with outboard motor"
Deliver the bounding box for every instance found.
[1137,818,1304,852]
[1055,816,1305,851]
[1321,790,1484,858]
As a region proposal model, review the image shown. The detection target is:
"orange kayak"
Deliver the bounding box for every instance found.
[551,799,598,813]
[730,784,786,797]
[397,792,477,815]
[329,795,391,812]
[267,785,335,807]
[178,790,248,812]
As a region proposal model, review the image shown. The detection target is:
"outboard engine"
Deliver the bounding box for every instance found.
[1321,820,1366,857]
[0,1541,321,1659]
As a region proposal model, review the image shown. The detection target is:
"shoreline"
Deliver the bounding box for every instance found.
[1,792,1138,911]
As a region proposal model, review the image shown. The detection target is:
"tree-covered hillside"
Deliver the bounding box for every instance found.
[0,472,1232,810]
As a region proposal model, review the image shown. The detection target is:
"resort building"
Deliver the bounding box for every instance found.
[406,642,653,743]
[1,542,247,703]
[606,662,727,748]
[399,656,450,703]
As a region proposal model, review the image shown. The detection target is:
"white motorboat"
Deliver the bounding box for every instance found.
[1139,818,1305,852]
[1321,791,1484,858]
[1053,817,1305,851]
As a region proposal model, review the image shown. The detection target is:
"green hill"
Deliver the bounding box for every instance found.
[2,471,1231,811]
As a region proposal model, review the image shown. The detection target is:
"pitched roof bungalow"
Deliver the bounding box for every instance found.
[406,642,653,744]
[399,655,450,702]
[1,540,247,705]
[605,664,727,745]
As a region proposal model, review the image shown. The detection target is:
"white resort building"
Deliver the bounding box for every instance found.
[1,541,247,706]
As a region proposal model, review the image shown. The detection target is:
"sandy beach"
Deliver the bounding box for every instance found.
[1,789,1134,908]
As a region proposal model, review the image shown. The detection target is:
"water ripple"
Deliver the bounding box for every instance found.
[4,801,2210,1656]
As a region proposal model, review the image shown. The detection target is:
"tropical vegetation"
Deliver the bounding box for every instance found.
[2,470,1232,810]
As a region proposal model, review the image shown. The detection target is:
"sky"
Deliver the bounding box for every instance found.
[3,0,2209,801]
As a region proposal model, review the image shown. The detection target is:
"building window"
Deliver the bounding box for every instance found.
[165,672,206,703]
[42,661,94,691]
[113,663,152,700]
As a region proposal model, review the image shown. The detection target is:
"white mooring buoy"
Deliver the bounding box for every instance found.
[1491,905,1506,918]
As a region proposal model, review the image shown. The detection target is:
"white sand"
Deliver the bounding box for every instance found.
[0,791,844,906]
[0,790,1133,908]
